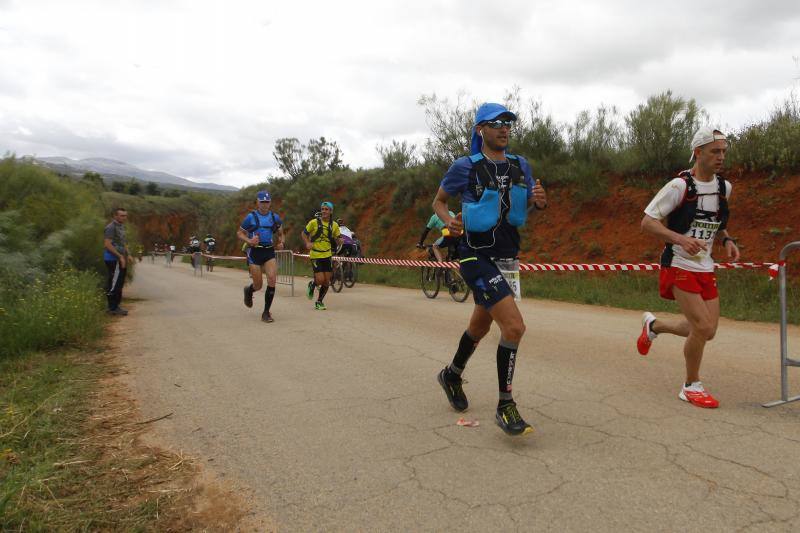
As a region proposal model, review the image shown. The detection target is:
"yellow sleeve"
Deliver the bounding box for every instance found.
[305,219,317,235]
[332,222,341,238]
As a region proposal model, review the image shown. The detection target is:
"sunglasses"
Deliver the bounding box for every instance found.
[484,119,515,129]
[258,200,271,203]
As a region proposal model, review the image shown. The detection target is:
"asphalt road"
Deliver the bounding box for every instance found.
[117,259,800,532]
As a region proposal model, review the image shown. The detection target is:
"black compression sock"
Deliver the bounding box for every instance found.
[318,285,329,302]
[450,331,478,376]
[497,338,519,400]
[265,286,275,312]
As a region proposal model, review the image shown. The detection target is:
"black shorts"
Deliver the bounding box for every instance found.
[311,257,333,273]
[247,246,275,266]
[459,252,514,309]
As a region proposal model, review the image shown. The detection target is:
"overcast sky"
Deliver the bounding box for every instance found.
[1,0,798,188]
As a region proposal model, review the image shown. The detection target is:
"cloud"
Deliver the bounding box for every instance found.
[0,0,798,187]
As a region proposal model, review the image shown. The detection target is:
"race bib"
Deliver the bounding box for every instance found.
[685,219,721,260]
[495,258,521,301]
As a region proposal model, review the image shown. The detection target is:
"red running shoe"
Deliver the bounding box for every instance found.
[679,382,720,408]
[637,312,657,355]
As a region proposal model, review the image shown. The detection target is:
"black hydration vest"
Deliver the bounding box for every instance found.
[311,217,337,254]
[660,171,729,267]
[464,153,526,253]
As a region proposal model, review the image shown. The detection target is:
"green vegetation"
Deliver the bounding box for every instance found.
[0,271,105,357]
[0,158,112,358]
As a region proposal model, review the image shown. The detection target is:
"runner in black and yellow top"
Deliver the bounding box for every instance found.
[237,190,285,323]
[301,201,342,310]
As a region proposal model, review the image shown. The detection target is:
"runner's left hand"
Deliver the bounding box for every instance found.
[725,240,740,261]
[533,179,547,209]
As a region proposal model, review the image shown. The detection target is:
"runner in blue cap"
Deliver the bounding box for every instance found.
[431,102,548,436]
[237,190,285,322]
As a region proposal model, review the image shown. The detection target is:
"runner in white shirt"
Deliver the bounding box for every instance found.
[636,127,740,409]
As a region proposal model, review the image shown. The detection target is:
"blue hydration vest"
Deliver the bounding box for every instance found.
[462,153,528,234]
[249,210,278,247]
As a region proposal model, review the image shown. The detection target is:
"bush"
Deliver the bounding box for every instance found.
[622,90,705,175]
[0,270,106,358]
[729,93,800,172]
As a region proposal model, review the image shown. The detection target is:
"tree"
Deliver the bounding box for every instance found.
[417,92,474,165]
[624,90,706,174]
[81,171,105,189]
[272,137,347,180]
[376,140,419,170]
[127,180,141,196]
[145,181,161,196]
[110,181,126,193]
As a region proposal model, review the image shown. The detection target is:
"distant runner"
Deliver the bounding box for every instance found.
[301,202,342,310]
[432,102,547,437]
[637,127,739,409]
[237,190,284,323]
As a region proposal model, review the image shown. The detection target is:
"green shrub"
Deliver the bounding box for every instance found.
[729,93,800,172]
[621,90,705,175]
[0,270,106,358]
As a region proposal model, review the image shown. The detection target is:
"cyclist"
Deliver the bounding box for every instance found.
[238,190,284,323]
[188,235,202,268]
[203,233,217,254]
[432,102,547,437]
[417,210,458,262]
[302,201,342,310]
[336,219,357,258]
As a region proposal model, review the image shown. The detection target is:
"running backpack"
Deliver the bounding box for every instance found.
[250,210,277,246]
[311,216,337,254]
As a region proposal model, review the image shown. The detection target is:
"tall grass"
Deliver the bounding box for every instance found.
[0,270,106,358]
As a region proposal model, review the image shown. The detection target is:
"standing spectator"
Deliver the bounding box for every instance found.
[103,208,133,315]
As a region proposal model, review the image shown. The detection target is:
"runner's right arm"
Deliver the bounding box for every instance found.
[432,188,462,235]
[237,213,259,246]
[641,215,706,255]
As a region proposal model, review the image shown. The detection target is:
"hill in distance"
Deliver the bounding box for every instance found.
[28,156,238,192]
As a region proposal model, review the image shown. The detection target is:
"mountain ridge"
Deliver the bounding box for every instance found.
[29,155,238,192]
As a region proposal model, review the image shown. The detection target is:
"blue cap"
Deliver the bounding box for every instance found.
[321,201,334,210]
[256,190,271,202]
[470,102,517,155]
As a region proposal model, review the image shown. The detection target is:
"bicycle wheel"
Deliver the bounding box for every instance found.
[343,262,355,288]
[331,263,344,293]
[421,266,440,299]
[446,268,471,303]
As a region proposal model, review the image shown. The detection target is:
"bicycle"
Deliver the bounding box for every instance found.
[342,244,360,288]
[420,245,470,302]
[331,259,344,293]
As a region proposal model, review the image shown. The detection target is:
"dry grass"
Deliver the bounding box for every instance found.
[1,343,257,531]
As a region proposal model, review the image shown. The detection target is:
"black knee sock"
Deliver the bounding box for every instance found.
[449,331,478,377]
[497,338,519,404]
[318,285,329,302]
[265,286,275,312]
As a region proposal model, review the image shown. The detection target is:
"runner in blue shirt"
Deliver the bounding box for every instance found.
[432,102,548,437]
[237,190,285,323]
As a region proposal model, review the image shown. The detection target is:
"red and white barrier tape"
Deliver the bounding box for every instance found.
[289,253,778,274]
[195,251,780,273]
[166,251,783,279]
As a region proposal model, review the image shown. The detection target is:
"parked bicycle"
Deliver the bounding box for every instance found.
[420,244,470,302]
